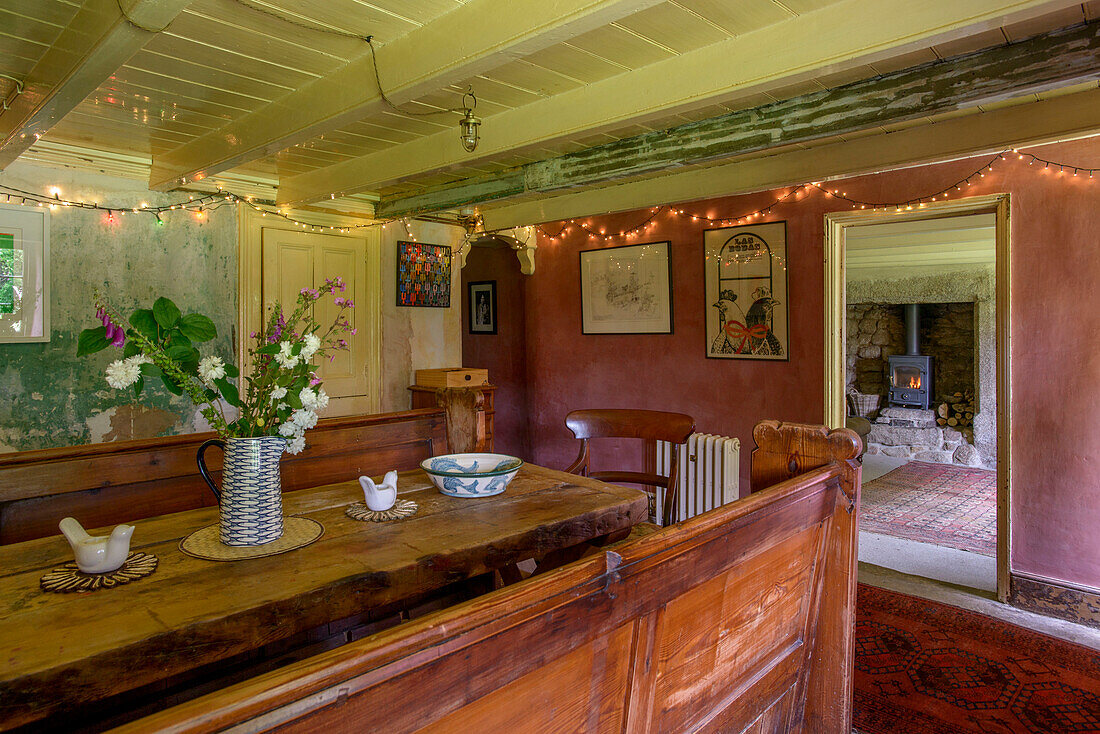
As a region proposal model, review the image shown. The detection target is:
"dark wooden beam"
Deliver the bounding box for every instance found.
[376,20,1100,218]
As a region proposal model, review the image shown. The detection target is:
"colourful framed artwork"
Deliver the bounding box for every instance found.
[397,241,451,308]
[0,203,49,343]
[703,222,788,360]
[579,241,672,334]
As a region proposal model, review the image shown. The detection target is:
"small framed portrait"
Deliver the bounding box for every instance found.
[468,280,497,334]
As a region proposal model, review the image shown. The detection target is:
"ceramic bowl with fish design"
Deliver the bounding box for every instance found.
[420,453,524,498]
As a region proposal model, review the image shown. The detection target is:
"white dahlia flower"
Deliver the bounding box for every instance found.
[197,355,226,383]
[300,333,321,359]
[105,358,142,389]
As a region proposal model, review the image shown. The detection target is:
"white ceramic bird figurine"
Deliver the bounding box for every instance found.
[359,470,398,511]
[59,517,135,574]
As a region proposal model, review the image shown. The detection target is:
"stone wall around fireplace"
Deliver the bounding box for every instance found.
[846,265,996,468]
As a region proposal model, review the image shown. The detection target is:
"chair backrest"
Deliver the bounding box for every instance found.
[565,408,694,526]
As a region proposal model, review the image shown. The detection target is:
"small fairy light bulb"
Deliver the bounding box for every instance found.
[49,186,61,198]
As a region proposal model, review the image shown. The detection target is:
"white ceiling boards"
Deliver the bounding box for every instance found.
[1,0,1099,219]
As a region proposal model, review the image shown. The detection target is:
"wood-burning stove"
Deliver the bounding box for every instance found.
[887,304,933,409]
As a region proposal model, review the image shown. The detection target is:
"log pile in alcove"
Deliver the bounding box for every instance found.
[936,390,975,428]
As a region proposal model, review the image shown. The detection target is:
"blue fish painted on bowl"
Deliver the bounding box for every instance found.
[420,452,524,498]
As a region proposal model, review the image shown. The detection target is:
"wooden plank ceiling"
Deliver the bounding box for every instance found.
[1,0,1099,222]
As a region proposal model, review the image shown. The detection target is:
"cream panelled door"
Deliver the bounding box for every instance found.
[261,228,375,417]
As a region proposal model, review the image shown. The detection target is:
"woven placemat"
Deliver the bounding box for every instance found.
[40,552,158,593]
[179,516,324,561]
[345,499,418,522]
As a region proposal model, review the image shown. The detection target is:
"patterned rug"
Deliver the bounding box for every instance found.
[854,584,1100,733]
[861,461,996,556]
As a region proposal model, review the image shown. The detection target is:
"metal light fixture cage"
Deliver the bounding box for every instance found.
[459,90,480,152]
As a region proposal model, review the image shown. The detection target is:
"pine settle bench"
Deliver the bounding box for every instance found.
[115,420,864,734]
[0,408,451,545]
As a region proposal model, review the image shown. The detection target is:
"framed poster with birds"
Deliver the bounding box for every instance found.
[703,222,788,360]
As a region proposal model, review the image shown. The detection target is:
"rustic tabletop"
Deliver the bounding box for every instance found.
[0,464,647,730]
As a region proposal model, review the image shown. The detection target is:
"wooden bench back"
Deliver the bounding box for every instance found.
[117,420,861,734]
[0,409,449,545]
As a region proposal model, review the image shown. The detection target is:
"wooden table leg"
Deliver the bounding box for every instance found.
[531,527,634,576]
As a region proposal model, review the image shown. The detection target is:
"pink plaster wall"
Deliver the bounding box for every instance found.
[460,245,530,458]
[514,137,1100,592]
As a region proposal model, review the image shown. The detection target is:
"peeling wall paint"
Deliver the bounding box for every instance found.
[0,162,465,451]
[0,162,237,451]
[379,222,463,411]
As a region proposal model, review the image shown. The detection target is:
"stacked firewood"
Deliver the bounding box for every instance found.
[936,390,974,427]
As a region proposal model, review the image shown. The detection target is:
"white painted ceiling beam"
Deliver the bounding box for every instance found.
[147,0,664,191]
[0,0,192,170]
[478,87,1100,230]
[276,0,1082,206]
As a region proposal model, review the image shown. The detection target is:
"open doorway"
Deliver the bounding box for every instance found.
[824,194,1010,600]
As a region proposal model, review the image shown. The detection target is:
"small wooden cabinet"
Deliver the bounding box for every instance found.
[409,384,496,453]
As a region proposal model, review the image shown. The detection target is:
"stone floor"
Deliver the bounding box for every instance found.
[859,531,995,591]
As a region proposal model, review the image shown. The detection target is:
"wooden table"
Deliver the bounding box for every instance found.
[0,464,647,731]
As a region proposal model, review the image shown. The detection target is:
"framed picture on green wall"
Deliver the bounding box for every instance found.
[0,203,49,343]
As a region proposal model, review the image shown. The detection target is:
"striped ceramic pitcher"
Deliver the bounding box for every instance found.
[197,436,286,546]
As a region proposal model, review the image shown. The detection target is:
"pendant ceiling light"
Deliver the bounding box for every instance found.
[458,91,480,152]
[364,37,483,154]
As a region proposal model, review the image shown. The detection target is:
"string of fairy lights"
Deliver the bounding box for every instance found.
[535,148,1100,242]
[0,146,1097,238]
[0,181,434,240]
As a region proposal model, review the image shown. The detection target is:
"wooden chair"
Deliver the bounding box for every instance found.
[565,408,695,526]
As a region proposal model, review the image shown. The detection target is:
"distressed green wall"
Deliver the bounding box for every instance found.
[0,162,237,452]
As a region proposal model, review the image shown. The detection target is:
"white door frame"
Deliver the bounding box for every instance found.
[823,193,1011,601]
[237,204,382,414]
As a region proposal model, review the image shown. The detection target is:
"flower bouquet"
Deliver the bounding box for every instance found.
[78,277,355,546]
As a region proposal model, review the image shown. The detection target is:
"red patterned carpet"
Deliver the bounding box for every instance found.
[860,461,996,556]
[854,584,1100,733]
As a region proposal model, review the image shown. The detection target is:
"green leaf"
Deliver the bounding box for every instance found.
[223,363,239,378]
[286,389,303,410]
[255,343,280,355]
[204,388,219,400]
[214,377,240,407]
[167,345,193,362]
[77,327,110,356]
[179,313,217,342]
[129,309,159,341]
[161,374,183,395]
[291,342,303,356]
[139,362,162,377]
[133,376,144,396]
[168,332,192,350]
[153,297,181,329]
[123,341,140,359]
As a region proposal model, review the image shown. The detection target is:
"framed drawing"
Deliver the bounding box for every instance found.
[397,241,451,307]
[468,280,497,334]
[704,221,788,360]
[579,241,672,334]
[0,203,49,343]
